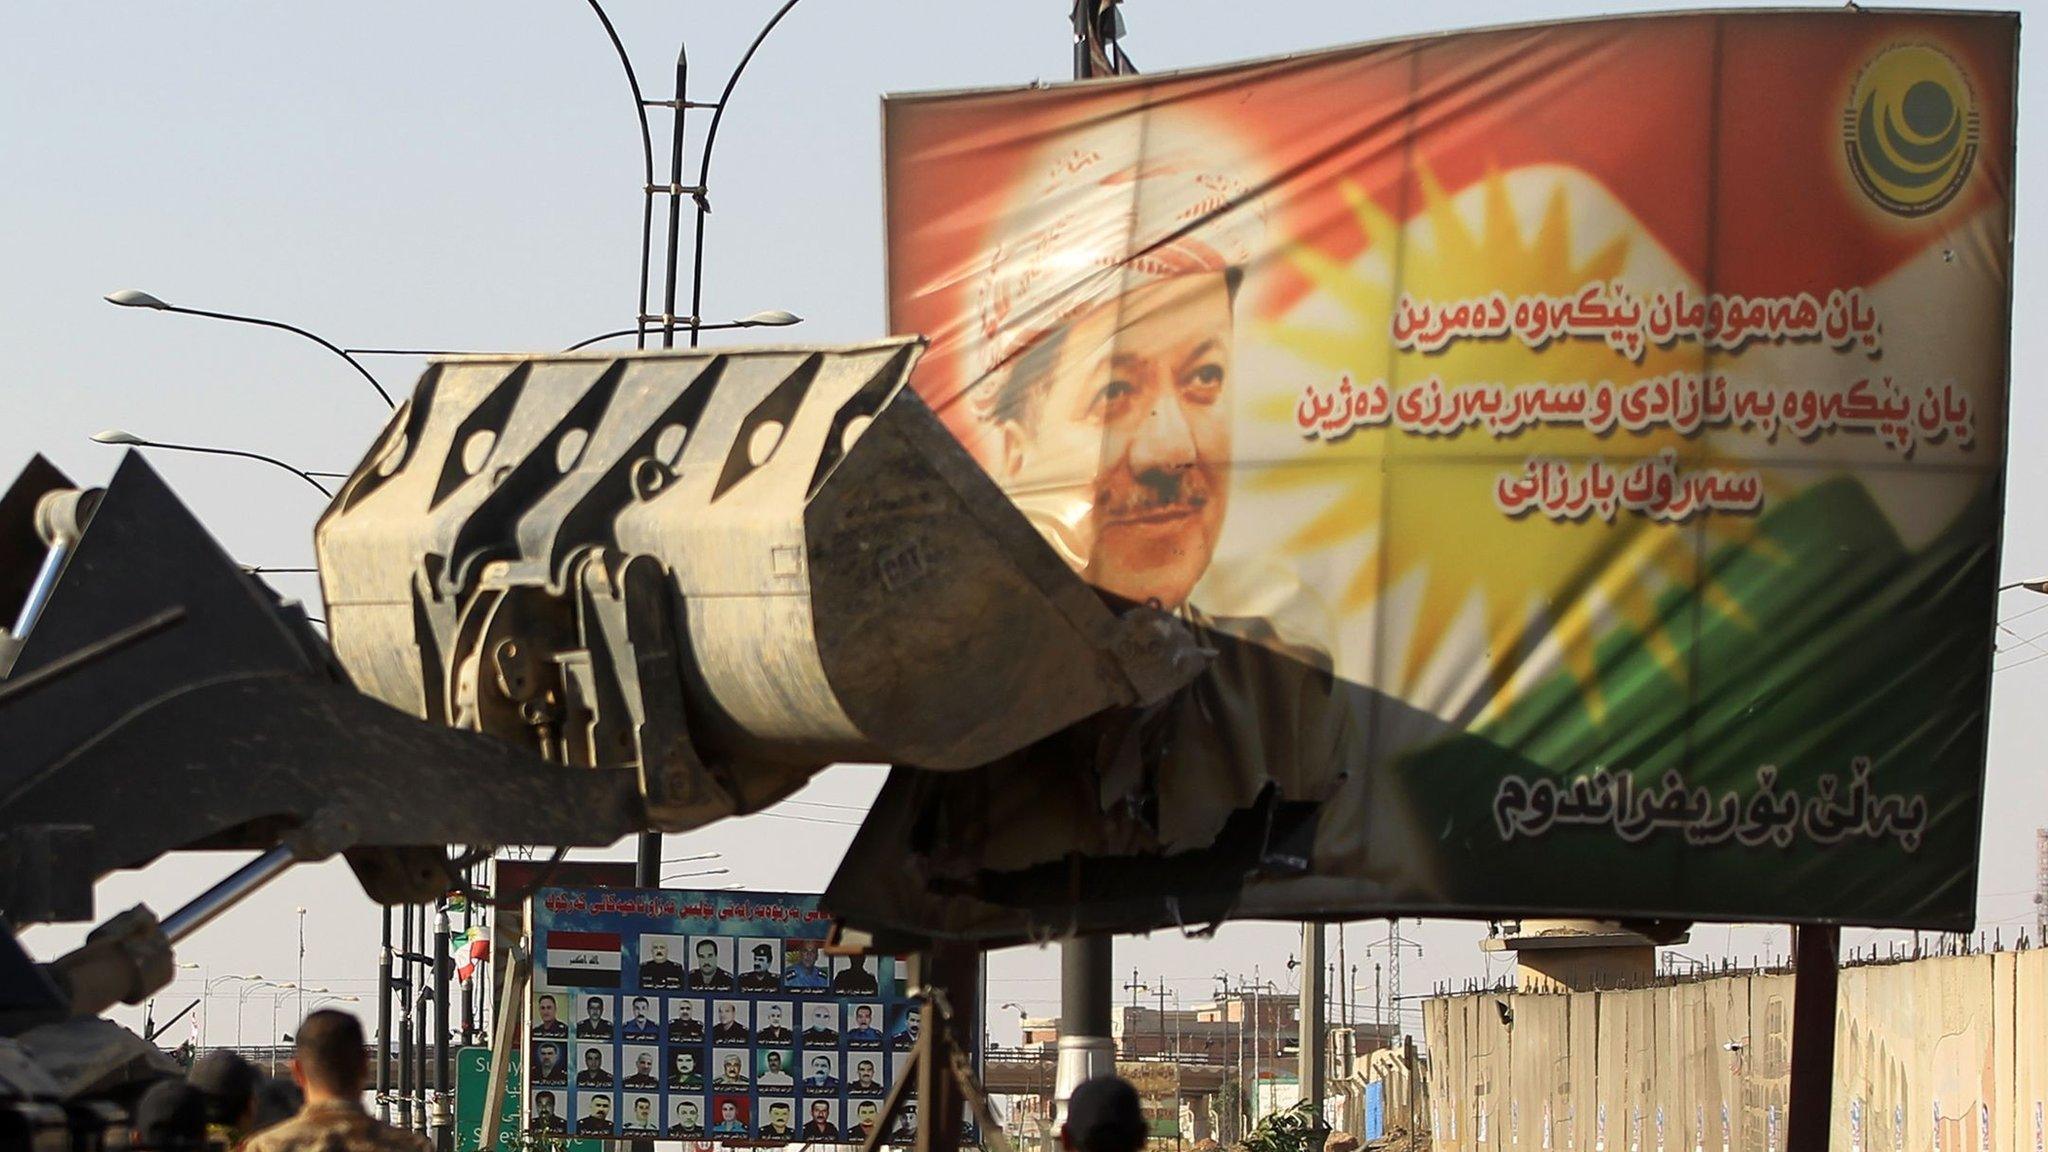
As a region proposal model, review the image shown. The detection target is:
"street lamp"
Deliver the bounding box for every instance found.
[296,907,308,1030]
[103,289,394,408]
[237,980,288,1051]
[565,309,803,351]
[337,311,803,358]
[200,974,264,1048]
[90,429,343,497]
[272,984,333,1072]
[660,867,729,882]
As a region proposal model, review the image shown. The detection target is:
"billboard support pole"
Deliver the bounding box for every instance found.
[857,950,1010,1152]
[1785,924,1840,1150]
[1298,922,1327,1148]
[477,943,529,1152]
[1056,937,1115,1120]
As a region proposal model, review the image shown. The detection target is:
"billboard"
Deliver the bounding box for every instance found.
[839,10,2018,937]
[526,887,925,1144]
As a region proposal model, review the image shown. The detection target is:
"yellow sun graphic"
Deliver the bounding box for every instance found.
[1252,168,1773,724]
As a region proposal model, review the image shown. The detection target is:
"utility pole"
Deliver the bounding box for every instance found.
[1153,980,1170,1062]
[1298,923,1327,1147]
[2035,828,2046,944]
[1053,8,1127,1125]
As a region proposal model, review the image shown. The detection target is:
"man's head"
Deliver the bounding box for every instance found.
[290,1010,368,1099]
[717,1004,737,1025]
[583,1048,603,1070]
[812,1102,831,1123]
[537,1044,562,1072]
[650,942,669,964]
[585,997,605,1020]
[695,940,720,972]
[989,273,1235,608]
[856,1059,876,1081]
[536,995,558,1024]
[972,117,1264,610]
[811,1056,831,1077]
[675,1051,696,1073]
[904,1013,921,1038]
[133,1080,208,1152]
[767,1052,784,1073]
[723,1056,742,1078]
[187,1049,259,1129]
[679,1101,701,1125]
[855,1006,873,1027]
[633,1098,652,1125]
[675,1001,695,1021]
[1060,1075,1148,1152]
[768,1006,786,1025]
[631,996,649,1020]
[535,1091,556,1115]
[857,1102,879,1127]
[250,1077,302,1133]
[794,942,821,966]
[635,1053,653,1077]
[770,1104,791,1126]
[591,1096,611,1120]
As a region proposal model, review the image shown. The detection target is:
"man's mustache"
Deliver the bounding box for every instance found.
[1096,467,1211,520]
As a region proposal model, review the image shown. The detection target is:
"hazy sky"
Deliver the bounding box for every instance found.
[7,0,2046,1051]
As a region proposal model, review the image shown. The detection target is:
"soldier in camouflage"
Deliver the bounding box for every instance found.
[242,1010,429,1152]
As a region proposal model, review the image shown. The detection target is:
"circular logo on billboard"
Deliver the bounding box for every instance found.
[1843,44,1979,217]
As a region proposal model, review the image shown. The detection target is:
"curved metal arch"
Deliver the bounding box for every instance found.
[687,0,805,348]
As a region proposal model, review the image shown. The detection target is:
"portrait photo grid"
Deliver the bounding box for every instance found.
[525,886,921,1145]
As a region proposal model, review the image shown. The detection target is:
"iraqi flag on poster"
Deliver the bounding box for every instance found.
[544,931,621,988]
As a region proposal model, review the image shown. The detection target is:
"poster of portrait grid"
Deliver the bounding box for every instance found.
[525,886,923,1144]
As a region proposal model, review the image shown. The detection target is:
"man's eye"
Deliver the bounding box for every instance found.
[1185,363,1225,394]
[1091,378,1136,414]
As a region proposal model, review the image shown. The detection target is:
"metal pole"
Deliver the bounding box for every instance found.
[637,834,660,888]
[1056,937,1114,1123]
[433,907,453,1151]
[660,46,689,348]
[1402,1035,1417,1139]
[1299,923,1326,1145]
[378,908,393,1123]
[9,538,71,641]
[480,945,530,1152]
[461,869,476,1046]
[161,845,296,943]
[1785,924,1841,1150]
[399,908,415,1132]
[415,981,431,1135]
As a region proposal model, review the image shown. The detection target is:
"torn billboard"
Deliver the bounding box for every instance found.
[827,9,2018,939]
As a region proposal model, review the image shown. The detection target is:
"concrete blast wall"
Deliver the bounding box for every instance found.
[1424,949,2048,1151]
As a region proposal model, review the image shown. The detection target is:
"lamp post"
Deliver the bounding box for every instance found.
[565,310,801,351]
[340,313,803,359]
[202,974,264,1048]
[102,289,394,408]
[237,979,287,1051]
[660,867,729,883]
[271,984,331,1073]
[296,907,308,1031]
[90,430,343,497]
